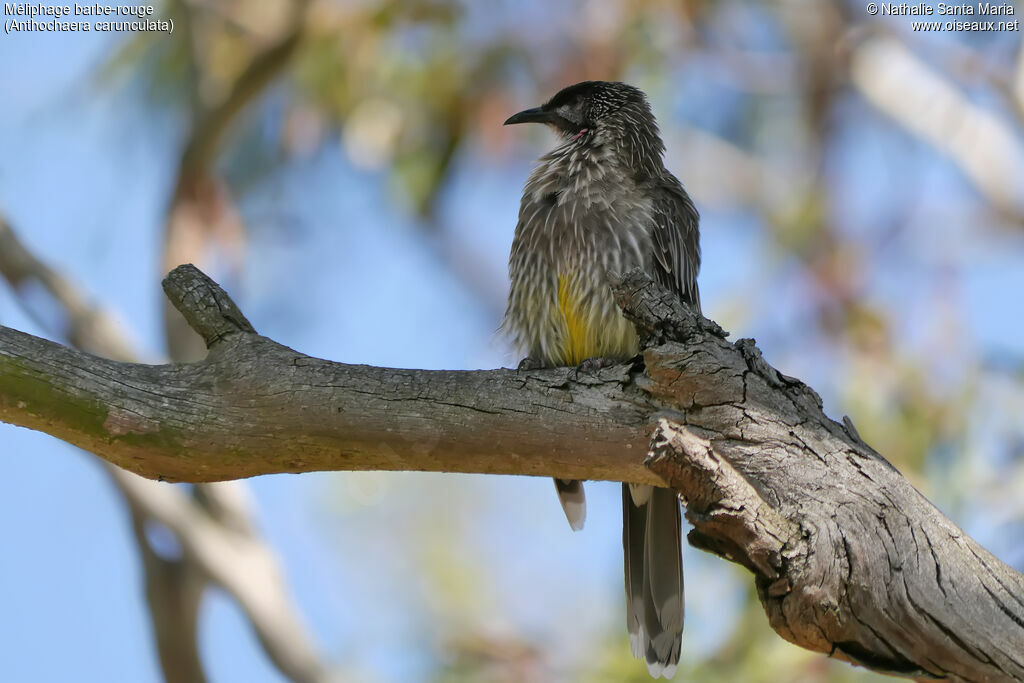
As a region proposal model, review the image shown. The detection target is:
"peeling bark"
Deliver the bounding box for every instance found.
[1,264,1022,681]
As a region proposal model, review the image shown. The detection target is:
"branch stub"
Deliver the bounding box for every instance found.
[162,264,256,348]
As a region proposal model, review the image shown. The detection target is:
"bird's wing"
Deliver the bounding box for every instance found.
[649,175,701,313]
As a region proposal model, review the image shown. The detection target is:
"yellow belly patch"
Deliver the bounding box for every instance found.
[557,273,592,365]
[554,272,640,367]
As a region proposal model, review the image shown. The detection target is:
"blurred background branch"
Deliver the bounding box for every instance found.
[1,203,332,683]
[851,36,1024,225]
[161,0,311,360]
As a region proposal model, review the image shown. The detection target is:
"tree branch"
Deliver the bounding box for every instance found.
[107,466,328,682]
[2,264,1023,681]
[177,0,309,178]
[2,264,658,484]
[617,271,1024,682]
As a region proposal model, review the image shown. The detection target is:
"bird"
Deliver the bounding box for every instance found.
[502,81,700,679]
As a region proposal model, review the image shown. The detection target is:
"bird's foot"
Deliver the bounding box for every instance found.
[517,356,546,371]
[573,356,617,378]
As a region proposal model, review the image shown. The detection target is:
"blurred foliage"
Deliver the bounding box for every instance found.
[83,0,1024,680]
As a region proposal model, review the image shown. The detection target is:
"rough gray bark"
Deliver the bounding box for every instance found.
[620,273,1024,682]
[1,264,1022,682]
[0,265,657,485]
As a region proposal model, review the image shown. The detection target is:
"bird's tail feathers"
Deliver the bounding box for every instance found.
[624,484,684,679]
[554,478,586,531]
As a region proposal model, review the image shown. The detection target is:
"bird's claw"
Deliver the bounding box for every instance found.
[517,356,546,371]
[572,356,616,379]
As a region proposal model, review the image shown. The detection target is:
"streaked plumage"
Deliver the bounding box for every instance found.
[503,81,700,679]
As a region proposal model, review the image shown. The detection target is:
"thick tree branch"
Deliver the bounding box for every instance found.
[2,264,658,484]
[2,264,1023,681]
[616,272,1024,682]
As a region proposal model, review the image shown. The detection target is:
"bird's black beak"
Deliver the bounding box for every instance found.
[504,107,551,126]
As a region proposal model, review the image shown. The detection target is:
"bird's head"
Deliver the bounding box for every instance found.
[504,81,655,143]
[505,81,664,174]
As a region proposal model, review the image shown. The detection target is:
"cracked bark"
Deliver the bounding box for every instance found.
[1,264,1022,682]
